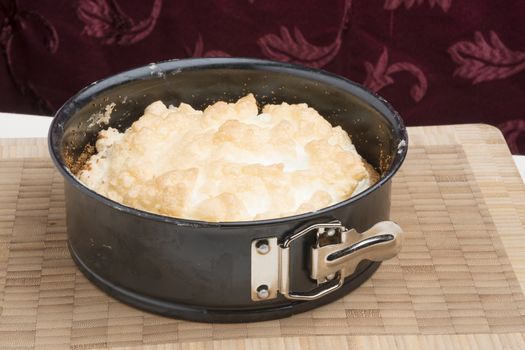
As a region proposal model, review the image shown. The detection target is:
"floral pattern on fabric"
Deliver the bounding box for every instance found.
[77,0,162,45]
[448,31,525,84]
[257,0,351,68]
[257,26,341,68]
[384,0,452,12]
[0,0,57,112]
[189,35,231,58]
[364,47,428,102]
[0,0,524,154]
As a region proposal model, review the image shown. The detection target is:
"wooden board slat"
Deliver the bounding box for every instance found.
[0,124,524,350]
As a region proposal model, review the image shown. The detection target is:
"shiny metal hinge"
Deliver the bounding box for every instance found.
[251,221,403,302]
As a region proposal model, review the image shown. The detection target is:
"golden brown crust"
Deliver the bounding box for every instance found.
[363,160,380,184]
[77,94,378,222]
[68,143,95,175]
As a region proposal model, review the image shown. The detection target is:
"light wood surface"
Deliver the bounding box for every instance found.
[0,124,524,350]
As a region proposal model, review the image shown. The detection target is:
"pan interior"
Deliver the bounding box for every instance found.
[56,63,405,180]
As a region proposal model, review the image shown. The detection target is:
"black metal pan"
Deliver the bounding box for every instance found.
[48,58,408,322]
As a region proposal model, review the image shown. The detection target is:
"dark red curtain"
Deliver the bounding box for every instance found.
[1,0,524,153]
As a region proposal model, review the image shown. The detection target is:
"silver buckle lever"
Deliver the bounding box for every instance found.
[251,221,404,302]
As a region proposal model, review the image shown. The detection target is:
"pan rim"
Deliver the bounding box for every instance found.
[48,57,408,228]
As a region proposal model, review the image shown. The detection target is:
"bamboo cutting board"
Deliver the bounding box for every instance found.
[0,124,525,350]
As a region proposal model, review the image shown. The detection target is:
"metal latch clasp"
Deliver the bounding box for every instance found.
[251,221,403,302]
